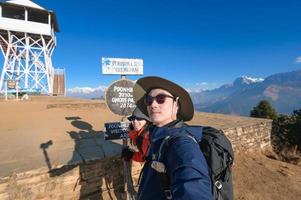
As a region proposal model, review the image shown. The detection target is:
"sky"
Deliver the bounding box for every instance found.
[4,0,301,92]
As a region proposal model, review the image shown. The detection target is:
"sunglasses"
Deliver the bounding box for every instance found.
[145,93,178,106]
[128,117,145,122]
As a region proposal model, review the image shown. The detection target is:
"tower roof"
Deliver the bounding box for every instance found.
[0,0,59,32]
[0,0,45,10]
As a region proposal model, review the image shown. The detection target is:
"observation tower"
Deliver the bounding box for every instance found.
[0,0,64,95]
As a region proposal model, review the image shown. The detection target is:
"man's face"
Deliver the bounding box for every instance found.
[146,88,178,127]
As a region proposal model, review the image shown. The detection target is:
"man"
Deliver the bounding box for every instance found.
[133,76,212,200]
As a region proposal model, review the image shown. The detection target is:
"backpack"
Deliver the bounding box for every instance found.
[151,126,234,200]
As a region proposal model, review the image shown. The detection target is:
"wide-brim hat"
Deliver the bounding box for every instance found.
[127,107,151,122]
[133,76,194,121]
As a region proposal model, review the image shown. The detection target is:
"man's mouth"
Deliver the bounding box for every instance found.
[151,111,160,115]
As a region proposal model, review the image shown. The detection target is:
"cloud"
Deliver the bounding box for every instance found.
[186,82,220,93]
[195,82,208,86]
[295,56,301,63]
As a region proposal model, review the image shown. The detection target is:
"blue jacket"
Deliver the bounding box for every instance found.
[137,121,213,200]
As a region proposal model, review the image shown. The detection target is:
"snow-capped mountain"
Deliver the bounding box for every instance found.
[66,85,107,99]
[190,75,264,108]
[192,70,301,116]
[237,76,264,85]
[231,76,264,88]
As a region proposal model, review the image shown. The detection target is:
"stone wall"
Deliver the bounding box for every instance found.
[190,112,273,152]
[0,157,127,200]
[223,120,273,152]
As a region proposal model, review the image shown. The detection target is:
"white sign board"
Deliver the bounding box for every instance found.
[102,57,143,75]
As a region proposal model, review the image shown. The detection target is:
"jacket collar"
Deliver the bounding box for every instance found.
[150,120,202,142]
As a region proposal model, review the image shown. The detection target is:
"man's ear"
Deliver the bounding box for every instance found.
[174,98,180,113]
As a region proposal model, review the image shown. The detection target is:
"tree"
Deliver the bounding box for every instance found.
[290,109,301,151]
[250,100,277,120]
[272,109,301,155]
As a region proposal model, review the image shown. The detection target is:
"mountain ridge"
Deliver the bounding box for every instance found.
[193,69,301,116]
[66,69,301,116]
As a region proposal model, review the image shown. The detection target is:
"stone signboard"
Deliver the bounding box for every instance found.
[105,79,136,116]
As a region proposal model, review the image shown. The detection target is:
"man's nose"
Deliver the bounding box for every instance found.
[150,98,159,107]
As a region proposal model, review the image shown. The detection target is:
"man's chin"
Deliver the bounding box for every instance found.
[151,118,161,125]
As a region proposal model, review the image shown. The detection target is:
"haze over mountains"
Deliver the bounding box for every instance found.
[191,70,301,116]
[67,69,301,116]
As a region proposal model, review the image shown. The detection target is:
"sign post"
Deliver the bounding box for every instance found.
[102,57,143,200]
[5,79,19,101]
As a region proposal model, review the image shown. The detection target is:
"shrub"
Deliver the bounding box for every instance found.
[250,100,278,120]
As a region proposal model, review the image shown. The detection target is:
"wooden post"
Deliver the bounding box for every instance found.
[5,80,7,101]
[120,74,136,200]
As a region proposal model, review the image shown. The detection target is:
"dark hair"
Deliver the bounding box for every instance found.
[129,120,151,131]
[129,123,134,130]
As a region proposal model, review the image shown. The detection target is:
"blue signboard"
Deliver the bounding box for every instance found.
[104,121,130,140]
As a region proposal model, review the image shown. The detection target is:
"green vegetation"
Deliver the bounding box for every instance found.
[250,100,278,120]
[272,110,301,153]
[250,100,301,163]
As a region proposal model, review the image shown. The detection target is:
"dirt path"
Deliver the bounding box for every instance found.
[233,151,301,200]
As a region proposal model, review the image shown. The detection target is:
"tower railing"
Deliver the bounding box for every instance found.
[0,30,56,94]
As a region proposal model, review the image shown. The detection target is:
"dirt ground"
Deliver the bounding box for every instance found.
[233,150,301,200]
[0,96,121,177]
[1,96,301,199]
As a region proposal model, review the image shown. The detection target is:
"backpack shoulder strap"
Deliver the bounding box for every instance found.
[152,132,198,200]
[157,132,198,162]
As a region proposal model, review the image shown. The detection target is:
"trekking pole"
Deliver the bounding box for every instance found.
[122,116,136,200]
